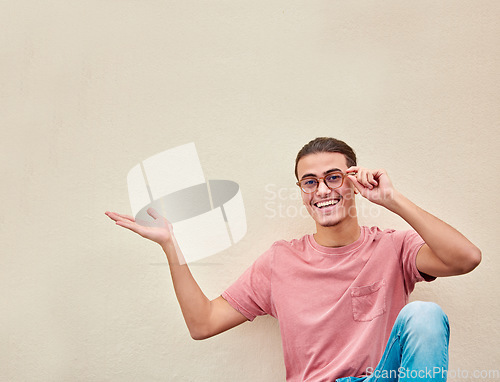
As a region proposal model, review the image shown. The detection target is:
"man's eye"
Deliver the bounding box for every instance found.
[303,179,317,186]
[326,174,341,181]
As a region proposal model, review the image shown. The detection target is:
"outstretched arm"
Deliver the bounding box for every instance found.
[105,209,247,340]
[347,167,481,277]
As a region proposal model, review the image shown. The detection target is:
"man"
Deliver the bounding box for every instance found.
[106,137,481,381]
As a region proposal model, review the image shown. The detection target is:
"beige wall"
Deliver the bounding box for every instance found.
[1,1,499,381]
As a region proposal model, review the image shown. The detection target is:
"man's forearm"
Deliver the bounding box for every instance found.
[161,240,212,340]
[387,191,481,274]
[105,210,244,340]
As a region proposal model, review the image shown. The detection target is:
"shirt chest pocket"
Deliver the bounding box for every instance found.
[350,280,386,322]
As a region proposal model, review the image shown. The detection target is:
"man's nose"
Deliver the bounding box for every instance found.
[316,180,331,195]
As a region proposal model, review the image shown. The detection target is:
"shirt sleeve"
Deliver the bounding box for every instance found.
[391,229,434,294]
[221,246,274,322]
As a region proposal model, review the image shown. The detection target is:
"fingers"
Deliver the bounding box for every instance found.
[105,211,135,222]
[147,208,162,220]
[346,167,378,190]
[147,208,173,229]
[114,218,134,229]
[105,211,146,235]
[366,171,378,188]
[114,217,147,237]
[347,175,362,194]
[346,166,358,175]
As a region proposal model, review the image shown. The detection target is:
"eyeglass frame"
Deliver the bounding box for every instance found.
[296,171,350,193]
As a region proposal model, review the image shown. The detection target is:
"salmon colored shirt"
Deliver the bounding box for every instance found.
[221,226,431,382]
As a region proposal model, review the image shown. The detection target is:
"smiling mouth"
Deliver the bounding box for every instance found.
[314,199,340,208]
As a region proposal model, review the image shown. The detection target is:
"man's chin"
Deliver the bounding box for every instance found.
[318,220,341,228]
[306,205,347,227]
[314,213,341,228]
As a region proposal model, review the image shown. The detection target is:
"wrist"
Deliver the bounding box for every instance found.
[385,189,406,213]
[160,236,187,266]
[160,238,175,252]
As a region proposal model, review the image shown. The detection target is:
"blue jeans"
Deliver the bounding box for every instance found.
[336,301,450,382]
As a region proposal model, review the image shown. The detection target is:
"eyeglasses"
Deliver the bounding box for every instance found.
[296,172,346,193]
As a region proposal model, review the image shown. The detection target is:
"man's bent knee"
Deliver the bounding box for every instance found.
[397,301,449,337]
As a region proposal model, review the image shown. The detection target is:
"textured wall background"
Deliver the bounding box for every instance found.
[1,1,499,381]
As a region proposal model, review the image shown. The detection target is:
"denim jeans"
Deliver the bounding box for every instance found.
[336,301,450,382]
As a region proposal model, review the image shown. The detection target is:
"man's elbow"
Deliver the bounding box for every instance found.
[458,247,482,274]
[190,333,207,341]
[189,325,214,341]
[190,331,210,341]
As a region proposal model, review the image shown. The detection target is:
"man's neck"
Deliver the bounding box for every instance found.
[313,219,361,248]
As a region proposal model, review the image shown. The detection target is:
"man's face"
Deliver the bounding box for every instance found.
[296,152,357,228]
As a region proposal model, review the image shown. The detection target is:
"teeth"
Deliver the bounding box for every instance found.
[316,200,339,208]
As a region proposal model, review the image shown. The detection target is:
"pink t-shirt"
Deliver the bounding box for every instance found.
[222,226,431,382]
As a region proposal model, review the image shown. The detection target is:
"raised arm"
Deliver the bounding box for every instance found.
[105,209,247,340]
[347,167,481,277]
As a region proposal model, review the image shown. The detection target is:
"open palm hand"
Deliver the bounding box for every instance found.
[105,208,173,247]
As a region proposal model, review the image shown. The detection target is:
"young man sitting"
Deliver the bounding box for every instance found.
[106,137,481,381]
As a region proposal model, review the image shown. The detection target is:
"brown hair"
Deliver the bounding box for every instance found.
[294,137,357,179]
